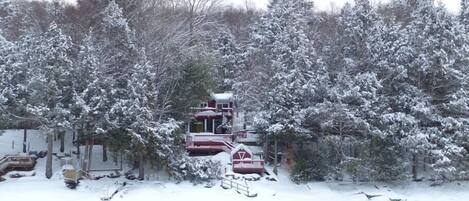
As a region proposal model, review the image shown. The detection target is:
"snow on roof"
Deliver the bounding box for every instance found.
[230,144,253,158]
[211,92,233,101]
[62,164,75,171]
[195,111,222,117]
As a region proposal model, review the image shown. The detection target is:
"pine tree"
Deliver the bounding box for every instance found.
[169,47,215,120]
[21,22,74,178]
[90,0,139,135]
[461,0,469,29]
[214,30,243,91]
[335,0,378,75]
[244,0,320,139]
[397,0,469,180]
[0,32,13,109]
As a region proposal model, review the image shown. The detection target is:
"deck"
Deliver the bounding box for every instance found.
[186,134,234,154]
[232,159,265,175]
[185,133,265,175]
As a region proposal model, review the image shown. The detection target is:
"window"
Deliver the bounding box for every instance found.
[217,103,229,109]
[200,103,208,108]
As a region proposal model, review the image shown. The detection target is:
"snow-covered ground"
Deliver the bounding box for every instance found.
[1,130,469,201]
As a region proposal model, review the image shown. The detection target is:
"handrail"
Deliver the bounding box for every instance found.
[188,134,233,137]
[221,177,257,197]
[221,177,250,195]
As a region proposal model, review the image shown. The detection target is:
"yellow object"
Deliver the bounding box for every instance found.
[63,166,78,184]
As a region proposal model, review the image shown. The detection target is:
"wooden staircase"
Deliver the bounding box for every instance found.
[0,155,36,175]
[222,141,235,152]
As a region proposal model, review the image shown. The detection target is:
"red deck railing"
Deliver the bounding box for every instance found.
[186,134,234,154]
[232,159,265,175]
[186,134,233,145]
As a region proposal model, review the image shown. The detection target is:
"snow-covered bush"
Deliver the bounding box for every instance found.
[168,155,221,184]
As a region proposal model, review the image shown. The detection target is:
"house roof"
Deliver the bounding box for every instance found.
[230,144,253,158]
[211,92,233,102]
[195,110,221,117]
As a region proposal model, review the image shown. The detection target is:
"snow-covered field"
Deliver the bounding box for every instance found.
[1,130,469,201]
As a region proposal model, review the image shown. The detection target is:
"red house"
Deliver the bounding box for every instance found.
[185,92,265,175]
[185,92,236,154]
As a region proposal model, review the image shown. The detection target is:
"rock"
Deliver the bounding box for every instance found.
[107,172,121,179]
[9,173,24,178]
[430,182,442,187]
[124,171,136,180]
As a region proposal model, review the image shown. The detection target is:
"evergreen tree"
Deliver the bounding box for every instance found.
[169,47,215,121]
[20,22,74,178]
[461,0,469,29]
[335,0,378,75]
[214,30,243,91]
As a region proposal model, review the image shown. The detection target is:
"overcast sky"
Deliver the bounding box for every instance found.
[40,0,461,14]
[225,0,460,13]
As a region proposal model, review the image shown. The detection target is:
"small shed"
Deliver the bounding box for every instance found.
[230,144,264,175]
[231,144,253,161]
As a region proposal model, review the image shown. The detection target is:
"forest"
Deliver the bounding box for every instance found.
[0,0,469,183]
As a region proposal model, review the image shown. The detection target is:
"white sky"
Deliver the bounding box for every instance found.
[224,0,461,13]
[34,0,461,14]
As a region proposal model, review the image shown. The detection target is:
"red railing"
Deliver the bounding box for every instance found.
[232,159,265,168]
[186,134,233,146]
[233,131,248,138]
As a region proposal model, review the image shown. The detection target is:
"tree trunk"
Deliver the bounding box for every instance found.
[102,142,108,162]
[76,128,80,159]
[273,137,278,175]
[72,126,75,142]
[45,132,53,179]
[120,153,123,171]
[87,137,94,172]
[60,131,65,153]
[23,128,27,153]
[412,153,418,180]
[138,153,145,180]
[263,134,269,160]
[83,139,89,172]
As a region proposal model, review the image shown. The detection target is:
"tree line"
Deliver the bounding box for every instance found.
[233,0,469,182]
[1,0,469,183]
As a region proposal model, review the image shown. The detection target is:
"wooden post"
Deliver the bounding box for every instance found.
[46,131,53,179]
